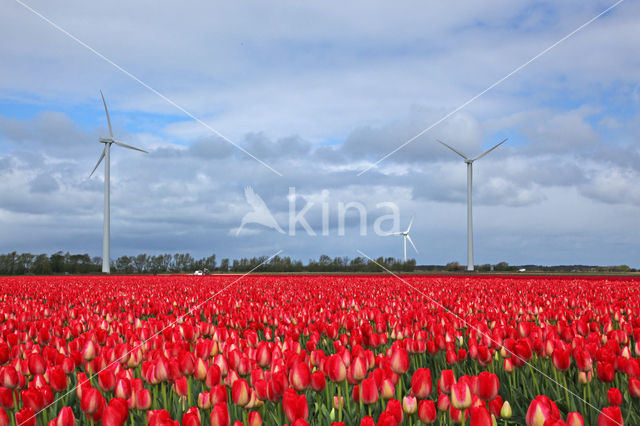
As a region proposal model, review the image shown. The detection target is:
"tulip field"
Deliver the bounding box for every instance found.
[0,275,639,426]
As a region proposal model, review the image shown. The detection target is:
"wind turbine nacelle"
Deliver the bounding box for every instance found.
[99,137,114,143]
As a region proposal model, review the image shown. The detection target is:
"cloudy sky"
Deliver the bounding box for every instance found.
[1,0,639,267]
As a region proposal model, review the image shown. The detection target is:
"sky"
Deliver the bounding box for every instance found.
[1,0,639,267]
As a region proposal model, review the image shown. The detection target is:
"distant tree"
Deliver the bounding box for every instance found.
[50,252,65,273]
[445,261,460,271]
[220,258,230,272]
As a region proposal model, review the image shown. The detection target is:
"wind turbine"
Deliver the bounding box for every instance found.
[437,138,507,271]
[385,215,418,262]
[90,91,147,274]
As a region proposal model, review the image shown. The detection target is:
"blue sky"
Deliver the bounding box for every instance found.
[1,0,639,267]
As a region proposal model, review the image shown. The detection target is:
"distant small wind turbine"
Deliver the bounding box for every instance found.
[385,215,418,262]
[90,91,148,274]
[236,186,285,235]
[437,138,507,272]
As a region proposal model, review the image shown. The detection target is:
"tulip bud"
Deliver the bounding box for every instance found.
[500,401,512,419]
[438,369,456,394]
[135,388,152,410]
[390,348,410,375]
[380,378,395,400]
[80,387,102,414]
[402,395,418,415]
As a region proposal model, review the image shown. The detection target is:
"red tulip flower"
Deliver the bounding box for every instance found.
[469,406,492,426]
[451,381,472,410]
[390,348,409,375]
[438,369,456,394]
[310,371,326,392]
[231,378,250,407]
[360,377,379,404]
[552,347,571,371]
[411,368,432,399]
[210,402,229,426]
[526,395,561,426]
[15,407,36,426]
[326,355,347,383]
[247,411,262,426]
[290,362,311,392]
[21,388,44,412]
[98,369,117,392]
[598,406,623,426]
[134,388,152,410]
[607,388,623,406]
[476,371,499,401]
[418,399,437,424]
[567,412,585,426]
[55,406,75,426]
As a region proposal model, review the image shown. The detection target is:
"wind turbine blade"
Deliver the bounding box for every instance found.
[406,214,415,233]
[472,138,508,161]
[100,90,114,138]
[90,147,106,178]
[113,140,148,153]
[383,232,403,236]
[406,234,419,254]
[437,139,469,160]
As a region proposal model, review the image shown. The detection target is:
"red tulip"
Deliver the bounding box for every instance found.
[21,388,44,412]
[360,377,379,404]
[386,398,404,424]
[210,402,229,426]
[451,381,471,410]
[552,347,571,371]
[98,370,117,392]
[282,388,308,422]
[476,372,499,401]
[376,411,398,426]
[310,371,326,391]
[629,377,640,398]
[0,407,8,426]
[526,395,560,426]
[326,355,347,383]
[197,391,211,409]
[469,406,492,426]
[114,378,131,400]
[389,348,409,375]
[411,368,432,399]
[598,406,623,426]
[437,393,450,412]
[134,388,152,410]
[55,406,75,426]
[290,362,311,391]
[360,416,375,426]
[205,364,221,389]
[607,388,623,406]
[231,378,250,407]
[27,354,45,376]
[0,367,19,389]
[247,411,262,426]
[15,408,36,426]
[418,399,437,424]
[173,377,188,397]
[597,362,615,383]
[567,412,585,426]
[438,369,456,394]
[350,356,368,381]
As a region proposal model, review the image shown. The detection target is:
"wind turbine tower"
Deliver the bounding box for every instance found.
[90,91,148,273]
[437,138,507,271]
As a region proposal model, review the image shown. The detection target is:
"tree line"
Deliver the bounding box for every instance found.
[0,251,416,275]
